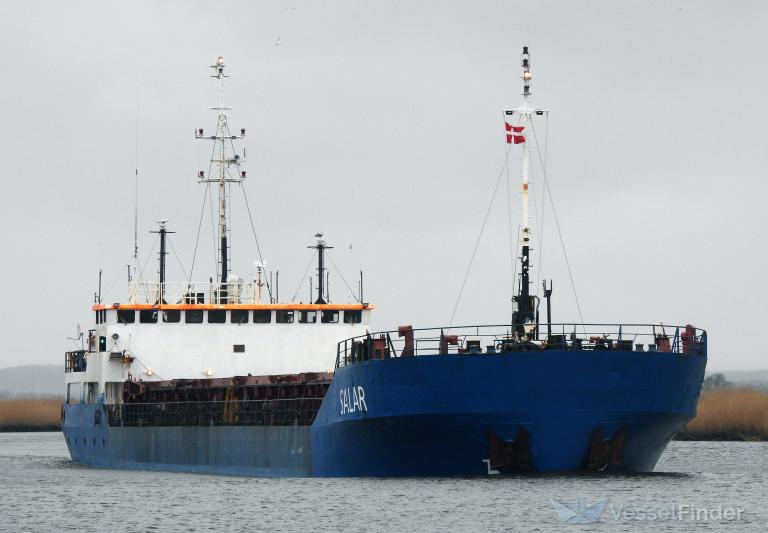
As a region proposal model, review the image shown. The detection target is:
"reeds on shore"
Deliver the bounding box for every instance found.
[0,398,63,431]
[680,388,768,441]
[0,389,766,439]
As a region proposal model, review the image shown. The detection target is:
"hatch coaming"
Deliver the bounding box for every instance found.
[109,371,334,428]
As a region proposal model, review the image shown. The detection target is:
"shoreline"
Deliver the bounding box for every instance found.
[1,389,766,441]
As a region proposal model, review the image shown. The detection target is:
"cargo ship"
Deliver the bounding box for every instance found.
[63,50,707,476]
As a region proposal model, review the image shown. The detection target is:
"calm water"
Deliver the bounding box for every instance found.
[0,433,765,532]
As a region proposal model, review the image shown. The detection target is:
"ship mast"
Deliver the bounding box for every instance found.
[510,46,537,338]
[309,233,333,304]
[150,220,174,304]
[196,56,247,297]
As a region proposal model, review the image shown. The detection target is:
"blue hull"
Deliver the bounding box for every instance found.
[63,404,312,476]
[63,349,706,476]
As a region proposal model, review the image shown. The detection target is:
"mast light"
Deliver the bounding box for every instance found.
[216,56,225,66]
[523,70,532,81]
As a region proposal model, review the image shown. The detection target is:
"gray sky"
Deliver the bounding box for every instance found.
[1,1,766,370]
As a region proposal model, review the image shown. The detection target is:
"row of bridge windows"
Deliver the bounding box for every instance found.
[99,309,363,325]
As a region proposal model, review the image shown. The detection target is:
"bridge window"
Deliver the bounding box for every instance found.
[299,311,317,324]
[253,310,272,323]
[344,310,362,324]
[95,311,100,324]
[163,310,181,323]
[208,310,226,323]
[185,310,204,323]
[233,344,245,353]
[276,310,294,324]
[321,310,339,323]
[117,310,135,324]
[231,309,249,324]
[140,310,158,324]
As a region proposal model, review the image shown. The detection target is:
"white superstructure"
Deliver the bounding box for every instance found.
[64,58,372,405]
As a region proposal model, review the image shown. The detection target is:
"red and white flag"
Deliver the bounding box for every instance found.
[505,123,525,144]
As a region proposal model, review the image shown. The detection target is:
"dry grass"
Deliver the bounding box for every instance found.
[681,388,768,441]
[1,390,765,439]
[0,399,63,430]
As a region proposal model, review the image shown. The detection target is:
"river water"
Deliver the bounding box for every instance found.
[0,432,764,532]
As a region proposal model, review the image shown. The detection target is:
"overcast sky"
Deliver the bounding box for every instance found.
[0,1,765,370]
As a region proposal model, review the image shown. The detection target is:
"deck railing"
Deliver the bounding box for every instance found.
[335,323,706,368]
[127,281,268,305]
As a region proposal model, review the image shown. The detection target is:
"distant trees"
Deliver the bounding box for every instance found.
[702,373,732,390]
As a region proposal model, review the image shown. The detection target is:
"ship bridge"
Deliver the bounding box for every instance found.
[66,280,373,405]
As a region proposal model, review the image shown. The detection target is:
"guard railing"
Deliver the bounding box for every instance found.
[336,323,706,368]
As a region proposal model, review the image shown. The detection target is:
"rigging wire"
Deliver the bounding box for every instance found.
[326,251,359,302]
[240,184,273,300]
[528,143,541,297]
[133,86,140,274]
[206,125,220,281]
[208,178,218,280]
[227,181,233,269]
[529,121,586,325]
[137,234,159,303]
[291,250,317,302]
[504,124,516,323]
[448,146,513,326]
[167,236,190,281]
[103,265,128,302]
[188,182,211,285]
[512,222,520,304]
[535,114,550,295]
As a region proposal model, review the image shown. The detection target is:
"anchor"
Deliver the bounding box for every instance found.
[485,427,532,473]
[585,425,626,471]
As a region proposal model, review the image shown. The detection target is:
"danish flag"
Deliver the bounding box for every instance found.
[505,122,525,144]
